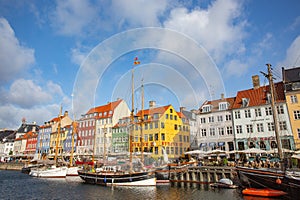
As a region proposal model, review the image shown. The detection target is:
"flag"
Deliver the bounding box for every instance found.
[134,57,140,65]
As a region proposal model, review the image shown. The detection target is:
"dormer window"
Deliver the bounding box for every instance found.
[202,105,212,113]
[242,98,249,107]
[219,102,228,110]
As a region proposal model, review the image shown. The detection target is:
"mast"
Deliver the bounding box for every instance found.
[92,114,97,164]
[262,64,284,168]
[103,125,107,165]
[140,79,144,164]
[54,105,62,166]
[70,117,76,167]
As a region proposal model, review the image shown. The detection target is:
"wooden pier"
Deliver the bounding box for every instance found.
[169,166,237,188]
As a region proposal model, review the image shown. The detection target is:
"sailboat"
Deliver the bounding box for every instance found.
[236,64,300,197]
[29,107,67,178]
[77,57,156,186]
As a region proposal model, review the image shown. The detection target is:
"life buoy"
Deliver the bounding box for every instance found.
[276,178,282,184]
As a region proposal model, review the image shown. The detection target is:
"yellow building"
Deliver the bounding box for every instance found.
[283,67,300,149]
[49,111,73,155]
[132,102,190,160]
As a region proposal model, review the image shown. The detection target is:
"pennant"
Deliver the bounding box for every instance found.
[133,57,140,65]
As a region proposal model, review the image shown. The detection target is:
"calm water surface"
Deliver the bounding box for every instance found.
[0,170,277,200]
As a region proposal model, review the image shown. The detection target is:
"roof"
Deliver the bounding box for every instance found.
[282,67,300,83]
[232,82,285,109]
[135,105,170,117]
[200,97,235,112]
[85,99,123,118]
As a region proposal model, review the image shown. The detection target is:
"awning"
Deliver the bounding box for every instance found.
[218,142,225,146]
[209,142,216,147]
[200,143,207,147]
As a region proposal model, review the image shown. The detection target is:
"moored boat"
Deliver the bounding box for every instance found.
[210,178,238,189]
[242,188,287,197]
[29,165,67,178]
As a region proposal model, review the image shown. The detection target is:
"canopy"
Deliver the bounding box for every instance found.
[267,148,294,154]
[205,149,227,155]
[241,148,267,154]
[184,150,206,155]
[292,154,300,159]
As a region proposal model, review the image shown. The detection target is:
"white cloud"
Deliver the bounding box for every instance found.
[7,79,52,108]
[51,0,98,36]
[111,0,167,27]
[163,0,246,63]
[0,17,35,83]
[223,59,248,78]
[279,36,300,68]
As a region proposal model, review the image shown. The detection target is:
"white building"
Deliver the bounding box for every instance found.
[232,75,295,151]
[197,94,236,152]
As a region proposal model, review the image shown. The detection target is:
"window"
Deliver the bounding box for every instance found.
[218,127,224,136]
[170,109,173,113]
[174,116,177,120]
[267,122,274,131]
[236,125,242,134]
[235,111,241,119]
[200,118,206,123]
[154,122,158,128]
[291,95,298,103]
[245,110,251,118]
[201,129,207,136]
[226,126,233,135]
[155,133,159,141]
[266,107,272,116]
[246,124,253,133]
[208,116,214,123]
[277,105,284,114]
[217,115,223,122]
[294,110,300,120]
[255,108,262,117]
[225,114,231,121]
[266,93,271,104]
[149,134,153,141]
[179,135,182,142]
[219,102,228,110]
[297,128,300,139]
[209,128,215,136]
[174,124,178,130]
[242,98,249,107]
[161,122,165,129]
[279,121,287,130]
[202,105,212,113]
[161,133,165,141]
[165,114,169,119]
[257,123,264,132]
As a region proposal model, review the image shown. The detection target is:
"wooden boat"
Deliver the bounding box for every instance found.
[78,57,156,186]
[242,188,287,197]
[236,64,300,197]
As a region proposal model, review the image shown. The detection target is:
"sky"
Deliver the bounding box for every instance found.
[0,0,299,129]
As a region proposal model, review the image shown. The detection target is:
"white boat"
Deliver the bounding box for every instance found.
[66,166,80,176]
[29,165,67,178]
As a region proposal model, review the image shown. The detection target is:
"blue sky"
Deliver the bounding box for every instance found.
[0,0,299,129]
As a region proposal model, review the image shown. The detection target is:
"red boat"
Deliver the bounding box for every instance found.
[242,188,287,197]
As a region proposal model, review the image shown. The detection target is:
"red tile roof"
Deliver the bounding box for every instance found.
[85,99,123,118]
[135,105,170,117]
[232,82,285,109]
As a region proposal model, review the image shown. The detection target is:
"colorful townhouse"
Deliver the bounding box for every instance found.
[197,94,235,152]
[232,75,295,151]
[282,67,300,149]
[63,122,78,155]
[49,111,73,156]
[36,122,52,159]
[77,99,130,158]
[24,131,38,157]
[133,101,190,160]
[112,117,130,153]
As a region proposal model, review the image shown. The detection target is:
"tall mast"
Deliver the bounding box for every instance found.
[140,79,144,164]
[54,105,62,166]
[263,64,284,167]
[103,125,107,165]
[70,116,76,167]
[92,113,97,164]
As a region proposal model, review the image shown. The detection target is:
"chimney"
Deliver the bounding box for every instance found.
[64,111,68,116]
[149,100,156,108]
[221,93,224,99]
[180,107,186,113]
[252,75,260,89]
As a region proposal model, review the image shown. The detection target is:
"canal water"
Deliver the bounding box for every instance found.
[0,170,281,200]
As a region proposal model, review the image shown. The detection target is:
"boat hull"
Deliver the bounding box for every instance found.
[242,188,287,197]
[236,166,300,197]
[29,166,67,178]
[78,170,156,186]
